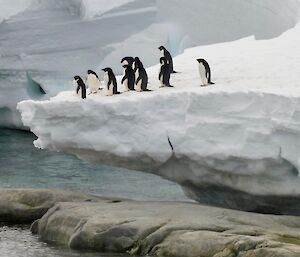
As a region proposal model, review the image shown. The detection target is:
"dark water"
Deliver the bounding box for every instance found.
[0,129,187,201]
[0,129,188,257]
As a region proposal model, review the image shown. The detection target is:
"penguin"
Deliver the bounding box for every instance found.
[159,57,173,88]
[197,59,215,86]
[73,76,86,99]
[121,56,135,68]
[102,68,120,96]
[86,69,102,94]
[121,64,135,91]
[158,46,177,73]
[134,57,151,92]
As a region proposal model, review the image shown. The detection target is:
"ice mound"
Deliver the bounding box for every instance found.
[18,22,300,213]
[1,0,300,128]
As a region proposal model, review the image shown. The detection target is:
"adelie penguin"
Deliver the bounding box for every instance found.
[121,63,135,91]
[158,46,177,73]
[86,69,102,94]
[102,68,120,96]
[134,57,151,92]
[73,76,87,99]
[159,57,173,88]
[197,59,215,87]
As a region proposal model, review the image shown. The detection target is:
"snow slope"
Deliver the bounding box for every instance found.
[18,22,300,213]
[1,0,300,128]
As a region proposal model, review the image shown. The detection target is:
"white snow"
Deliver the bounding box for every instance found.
[1,0,300,128]
[18,21,300,207]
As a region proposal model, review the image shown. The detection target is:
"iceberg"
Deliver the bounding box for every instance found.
[1,0,300,128]
[18,21,300,213]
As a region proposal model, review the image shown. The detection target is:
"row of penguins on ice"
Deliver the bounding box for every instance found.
[73,46,215,99]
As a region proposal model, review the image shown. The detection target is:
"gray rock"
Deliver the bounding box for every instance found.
[2,188,300,256]
[35,199,300,257]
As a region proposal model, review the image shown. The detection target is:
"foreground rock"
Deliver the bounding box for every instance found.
[2,189,300,256]
[0,189,100,223]
[33,196,300,256]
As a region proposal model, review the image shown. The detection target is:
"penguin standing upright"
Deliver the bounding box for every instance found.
[158,46,177,73]
[159,57,173,88]
[197,59,215,87]
[121,64,135,91]
[102,68,120,96]
[86,70,102,94]
[134,57,151,92]
[73,76,87,99]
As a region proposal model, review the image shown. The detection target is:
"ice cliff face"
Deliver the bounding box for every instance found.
[18,21,300,213]
[1,0,300,128]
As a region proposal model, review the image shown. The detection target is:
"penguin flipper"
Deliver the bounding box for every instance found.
[136,77,142,86]
[158,70,163,81]
[121,75,127,84]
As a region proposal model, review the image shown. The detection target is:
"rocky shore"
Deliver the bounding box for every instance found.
[1,189,300,257]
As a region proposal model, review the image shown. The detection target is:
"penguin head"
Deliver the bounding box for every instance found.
[160,57,167,65]
[121,56,134,66]
[102,67,112,74]
[73,76,84,86]
[158,46,165,51]
[122,64,129,69]
[197,58,205,64]
[74,75,81,81]
[87,69,95,75]
[134,57,141,68]
[87,69,98,78]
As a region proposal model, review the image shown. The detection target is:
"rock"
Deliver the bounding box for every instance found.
[0,189,100,223]
[34,199,300,257]
[2,188,300,256]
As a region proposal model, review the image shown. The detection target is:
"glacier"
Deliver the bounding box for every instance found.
[1,0,300,128]
[18,19,300,213]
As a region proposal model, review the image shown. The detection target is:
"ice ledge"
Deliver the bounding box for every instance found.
[17,88,300,213]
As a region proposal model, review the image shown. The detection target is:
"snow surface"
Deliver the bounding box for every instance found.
[1,0,300,128]
[18,21,300,209]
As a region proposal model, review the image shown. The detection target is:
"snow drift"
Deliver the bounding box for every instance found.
[1,0,300,128]
[18,22,300,213]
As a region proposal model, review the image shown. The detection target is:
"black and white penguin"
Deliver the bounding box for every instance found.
[86,69,102,94]
[73,76,87,99]
[121,64,135,91]
[134,57,151,92]
[159,57,173,88]
[158,46,176,73]
[102,68,120,96]
[196,59,215,86]
[121,56,135,68]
